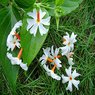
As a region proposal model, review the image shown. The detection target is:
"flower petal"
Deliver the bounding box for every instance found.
[27,19,35,31]
[66,66,72,76]
[20,62,28,71]
[60,46,69,55]
[72,69,80,78]
[54,58,62,68]
[27,9,37,20]
[39,9,46,19]
[51,46,54,56]
[72,79,80,90]
[70,32,77,43]
[55,48,59,56]
[39,24,48,35]
[41,17,50,25]
[66,81,73,92]
[63,33,70,45]
[68,58,74,66]
[10,20,22,35]
[43,47,50,57]
[30,23,38,36]
[47,71,61,80]
[40,59,46,65]
[62,74,69,83]
[43,64,50,72]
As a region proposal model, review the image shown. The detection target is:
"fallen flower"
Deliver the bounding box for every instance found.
[60,32,77,55]
[7,49,28,71]
[62,66,80,92]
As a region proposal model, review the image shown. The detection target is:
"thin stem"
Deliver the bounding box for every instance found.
[51,64,57,72]
[17,48,23,59]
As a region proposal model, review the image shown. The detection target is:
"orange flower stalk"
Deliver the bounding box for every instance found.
[52,64,57,72]
[47,58,53,62]
[17,48,23,59]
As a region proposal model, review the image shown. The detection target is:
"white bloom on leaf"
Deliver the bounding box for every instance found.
[62,66,80,92]
[7,52,28,71]
[7,20,22,51]
[7,35,20,51]
[60,32,77,55]
[27,8,51,36]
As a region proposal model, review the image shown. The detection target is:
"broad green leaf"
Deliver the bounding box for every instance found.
[0,0,9,6]
[0,6,19,93]
[21,8,49,65]
[46,0,83,16]
[12,5,22,20]
[61,0,83,15]
[14,0,36,9]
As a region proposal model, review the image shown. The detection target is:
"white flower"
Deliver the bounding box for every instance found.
[40,46,61,80]
[7,34,21,51]
[7,20,22,51]
[50,46,62,69]
[7,52,28,71]
[60,32,77,55]
[10,20,22,35]
[27,8,51,36]
[43,64,61,80]
[62,66,80,92]
[39,47,51,65]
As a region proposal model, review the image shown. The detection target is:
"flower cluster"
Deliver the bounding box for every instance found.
[6,7,80,92]
[6,21,28,71]
[40,32,80,92]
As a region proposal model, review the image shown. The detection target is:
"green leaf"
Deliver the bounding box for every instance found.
[0,0,9,6]
[0,6,19,93]
[55,0,64,6]
[21,8,49,65]
[61,0,83,15]
[46,0,83,16]
[14,0,36,9]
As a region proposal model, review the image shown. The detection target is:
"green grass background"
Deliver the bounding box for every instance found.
[0,0,95,95]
